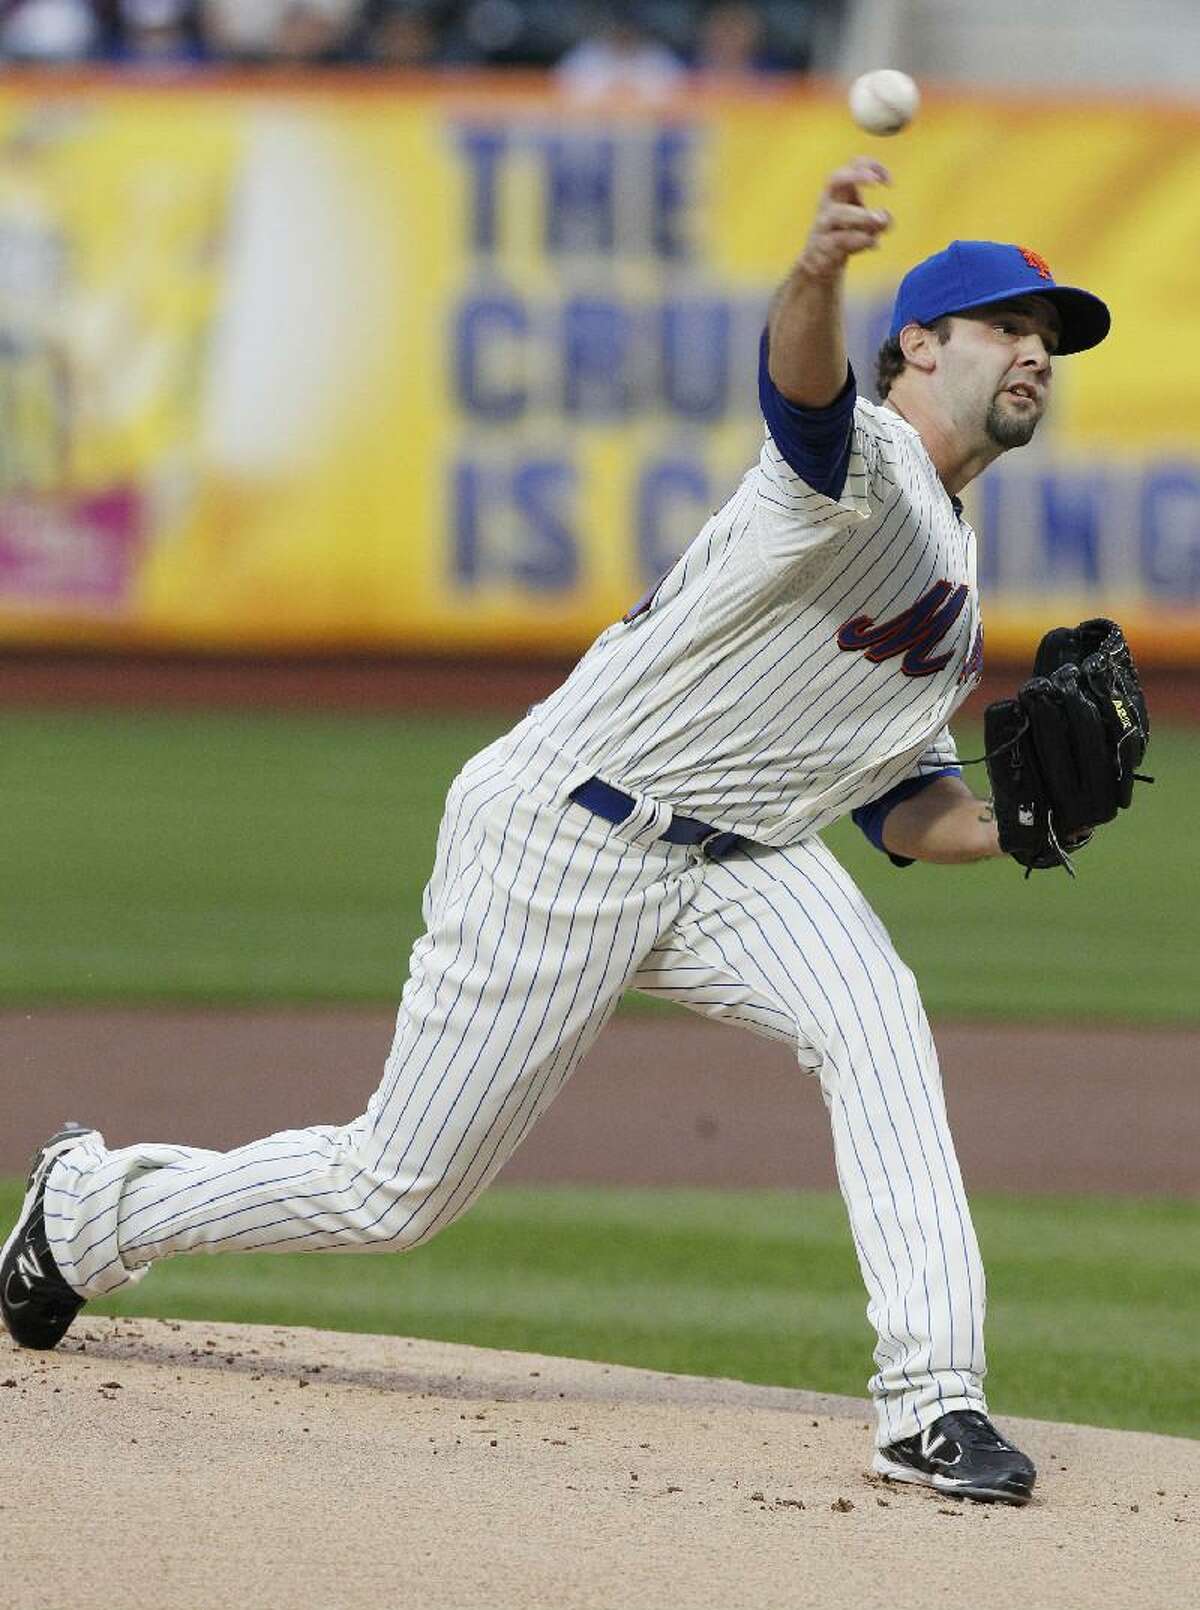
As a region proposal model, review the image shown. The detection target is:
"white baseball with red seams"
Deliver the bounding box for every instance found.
[849,70,921,136]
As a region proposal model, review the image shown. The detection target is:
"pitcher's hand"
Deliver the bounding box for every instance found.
[798,158,892,282]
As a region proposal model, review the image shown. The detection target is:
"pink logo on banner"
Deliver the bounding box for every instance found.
[0,486,146,609]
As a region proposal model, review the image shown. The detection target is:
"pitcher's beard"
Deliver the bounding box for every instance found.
[986,398,1039,448]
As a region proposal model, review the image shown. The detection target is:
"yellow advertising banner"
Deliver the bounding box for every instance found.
[0,79,1197,660]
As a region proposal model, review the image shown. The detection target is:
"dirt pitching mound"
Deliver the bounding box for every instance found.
[3,1320,1196,1610]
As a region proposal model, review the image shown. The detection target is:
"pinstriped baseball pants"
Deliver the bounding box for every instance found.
[43,718,986,1445]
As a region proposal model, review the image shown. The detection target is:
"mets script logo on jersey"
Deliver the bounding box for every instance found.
[959,622,985,686]
[837,580,970,678]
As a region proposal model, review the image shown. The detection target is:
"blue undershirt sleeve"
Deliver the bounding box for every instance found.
[757,328,857,501]
[851,767,964,869]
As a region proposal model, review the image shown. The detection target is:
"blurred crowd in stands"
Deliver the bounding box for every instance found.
[0,0,832,76]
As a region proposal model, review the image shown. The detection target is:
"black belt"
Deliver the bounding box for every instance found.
[569,777,742,860]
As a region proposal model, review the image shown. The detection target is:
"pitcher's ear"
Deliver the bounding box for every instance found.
[898,321,942,374]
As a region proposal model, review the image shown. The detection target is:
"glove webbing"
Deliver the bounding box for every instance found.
[957,724,1154,782]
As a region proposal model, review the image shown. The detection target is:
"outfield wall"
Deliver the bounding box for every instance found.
[0,76,1197,663]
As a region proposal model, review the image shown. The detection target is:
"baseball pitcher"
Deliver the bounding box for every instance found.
[4,158,1146,1505]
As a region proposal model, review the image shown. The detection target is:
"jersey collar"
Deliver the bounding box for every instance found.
[883,401,965,519]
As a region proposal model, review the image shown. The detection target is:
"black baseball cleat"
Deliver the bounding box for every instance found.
[872,1410,1037,1505]
[1,1123,95,1350]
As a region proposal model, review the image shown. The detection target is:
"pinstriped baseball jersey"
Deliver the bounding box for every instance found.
[32,359,995,1455]
[44,716,988,1445]
[529,398,980,847]
[12,228,1111,1492]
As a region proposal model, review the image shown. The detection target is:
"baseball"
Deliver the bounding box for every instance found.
[848,69,920,136]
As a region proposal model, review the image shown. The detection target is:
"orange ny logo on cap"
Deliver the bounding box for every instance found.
[1018,247,1053,280]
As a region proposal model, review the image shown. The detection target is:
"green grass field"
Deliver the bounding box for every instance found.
[3,707,1197,1020]
[1,1180,1193,1439]
[4,708,1196,1439]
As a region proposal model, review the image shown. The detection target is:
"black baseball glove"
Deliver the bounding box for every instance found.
[983,618,1152,875]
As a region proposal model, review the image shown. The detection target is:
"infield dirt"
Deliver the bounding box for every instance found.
[2,1317,1197,1610]
[3,1010,1197,1193]
[4,1017,1198,1610]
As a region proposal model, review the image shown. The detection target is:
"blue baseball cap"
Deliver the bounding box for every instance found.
[889,240,1111,355]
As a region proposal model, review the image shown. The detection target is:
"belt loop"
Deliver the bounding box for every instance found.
[622,794,672,848]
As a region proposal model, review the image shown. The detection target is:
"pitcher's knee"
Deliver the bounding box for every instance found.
[823,959,929,1067]
[332,1134,476,1252]
[328,1170,438,1250]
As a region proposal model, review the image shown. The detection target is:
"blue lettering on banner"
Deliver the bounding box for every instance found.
[451,458,484,585]
[562,297,631,418]
[445,126,1200,626]
[637,457,710,581]
[452,121,699,264]
[455,126,508,254]
[542,135,616,255]
[453,294,529,421]
[512,460,579,588]
[651,128,694,260]
[661,300,730,421]
[980,458,1200,604]
[1140,463,1200,602]
[451,457,579,591]
[1038,471,1101,584]
[452,287,769,423]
